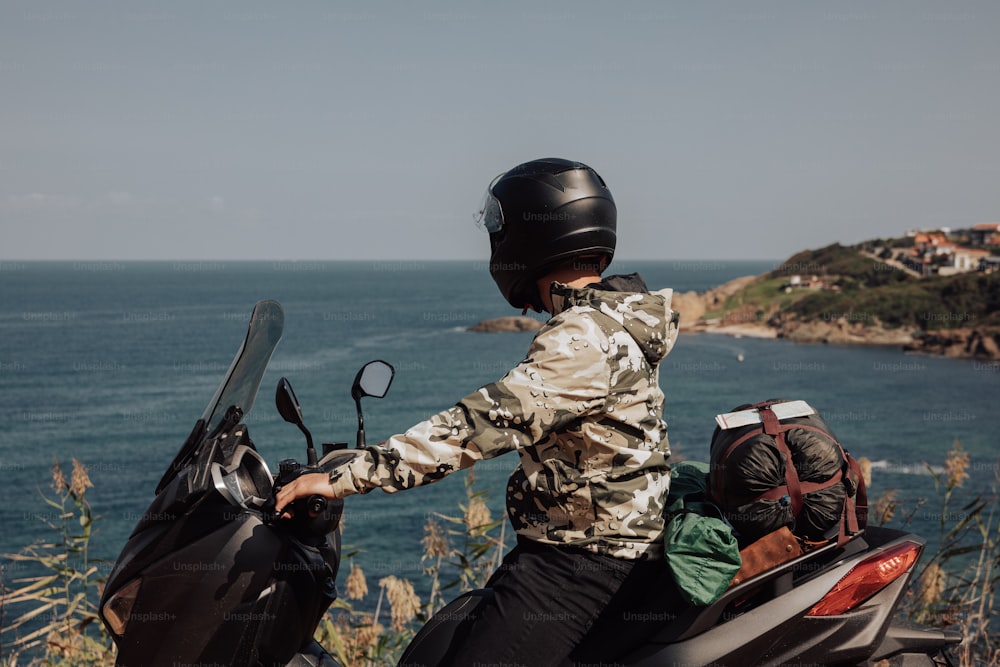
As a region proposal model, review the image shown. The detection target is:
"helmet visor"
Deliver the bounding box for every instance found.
[474,172,506,233]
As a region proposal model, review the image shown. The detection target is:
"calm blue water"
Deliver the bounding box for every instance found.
[1,260,997,597]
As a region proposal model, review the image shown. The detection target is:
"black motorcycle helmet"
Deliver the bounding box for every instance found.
[477,157,617,310]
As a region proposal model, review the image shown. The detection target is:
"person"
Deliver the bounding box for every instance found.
[275,157,683,665]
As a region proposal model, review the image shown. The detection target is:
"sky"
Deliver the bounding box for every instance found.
[1,1,998,261]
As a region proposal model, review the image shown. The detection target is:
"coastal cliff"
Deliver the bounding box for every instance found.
[672,243,1000,360]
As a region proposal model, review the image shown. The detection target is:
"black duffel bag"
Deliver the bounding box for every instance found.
[708,399,867,547]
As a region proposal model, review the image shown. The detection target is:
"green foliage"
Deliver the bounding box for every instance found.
[788,271,1000,330]
[858,236,915,252]
[769,243,912,288]
[719,277,802,314]
[726,243,1000,331]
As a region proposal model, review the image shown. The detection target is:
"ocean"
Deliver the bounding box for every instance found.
[1,260,997,603]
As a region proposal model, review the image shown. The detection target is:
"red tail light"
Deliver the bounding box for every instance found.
[807,541,921,616]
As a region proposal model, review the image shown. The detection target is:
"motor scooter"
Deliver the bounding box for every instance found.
[99,300,375,666]
[99,300,961,666]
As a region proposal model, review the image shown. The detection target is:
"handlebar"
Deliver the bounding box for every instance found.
[265,459,340,537]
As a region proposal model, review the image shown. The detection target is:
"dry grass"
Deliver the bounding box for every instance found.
[316,469,507,666]
[3,448,995,666]
[1,459,114,666]
[869,441,999,665]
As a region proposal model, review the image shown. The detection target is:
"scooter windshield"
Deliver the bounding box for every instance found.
[201,299,284,434]
[156,300,284,494]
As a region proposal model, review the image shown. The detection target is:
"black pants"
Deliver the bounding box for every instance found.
[440,538,685,666]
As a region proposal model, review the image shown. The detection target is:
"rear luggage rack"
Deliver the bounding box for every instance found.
[715,400,816,429]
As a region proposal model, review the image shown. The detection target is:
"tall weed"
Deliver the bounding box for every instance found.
[870,441,999,665]
[1,460,114,666]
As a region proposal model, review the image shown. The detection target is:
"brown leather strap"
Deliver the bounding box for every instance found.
[758,404,782,436]
[836,453,869,546]
[769,427,804,519]
[759,407,805,518]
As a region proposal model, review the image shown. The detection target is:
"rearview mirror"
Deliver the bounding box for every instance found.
[351,360,394,400]
[276,377,305,427]
[351,360,395,448]
[276,377,316,465]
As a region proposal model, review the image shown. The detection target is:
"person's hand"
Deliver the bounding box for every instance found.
[274,472,336,518]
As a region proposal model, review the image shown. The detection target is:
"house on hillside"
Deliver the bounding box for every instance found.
[939,248,991,276]
[970,223,1000,247]
[932,243,957,257]
[895,226,1000,275]
[901,231,993,276]
[902,235,950,275]
[900,248,930,276]
[912,232,949,248]
[980,256,1000,274]
[782,274,825,292]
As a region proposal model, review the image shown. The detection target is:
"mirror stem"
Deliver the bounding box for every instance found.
[355,397,366,448]
[300,424,317,465]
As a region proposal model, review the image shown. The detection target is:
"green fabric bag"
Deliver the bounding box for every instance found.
[663,461,742,606]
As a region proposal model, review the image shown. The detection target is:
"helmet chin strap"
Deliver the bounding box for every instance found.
[521,301,543,315]
[520,300,545,315]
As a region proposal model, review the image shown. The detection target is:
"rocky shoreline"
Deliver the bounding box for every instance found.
[903,328,1000,360]
[467,316,544,333]
[671,277,1000,361]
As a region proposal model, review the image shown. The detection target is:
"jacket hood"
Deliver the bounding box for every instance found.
[549,273,680,364]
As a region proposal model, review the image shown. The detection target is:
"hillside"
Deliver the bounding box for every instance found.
[676,243,1000,360]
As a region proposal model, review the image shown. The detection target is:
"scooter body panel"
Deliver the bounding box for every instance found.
[109,507,339,667]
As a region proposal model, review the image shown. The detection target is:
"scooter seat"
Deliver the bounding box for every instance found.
[397,589,492,666]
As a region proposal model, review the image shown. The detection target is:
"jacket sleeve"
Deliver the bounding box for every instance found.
[325,310,612,498]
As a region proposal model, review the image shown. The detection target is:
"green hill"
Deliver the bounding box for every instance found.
[768,243,912,289]
[717,243,1000,331]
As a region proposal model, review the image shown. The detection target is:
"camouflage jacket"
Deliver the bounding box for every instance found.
[325,274,680,559]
